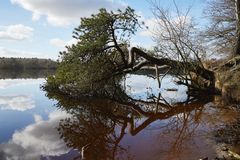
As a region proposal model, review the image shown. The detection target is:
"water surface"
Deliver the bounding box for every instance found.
[0,73,239,160]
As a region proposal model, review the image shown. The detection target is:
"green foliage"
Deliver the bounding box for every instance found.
[59,7,140,62]
[46,7,142,96]
[48,54,117,96]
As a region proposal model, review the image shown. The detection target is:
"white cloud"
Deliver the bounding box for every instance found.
[0,111,71,160]
[32,12,41,21]
[50,38,78,49]
[11,0,126,27]
[139,16,192,37]
[0,46,55,59]
[0,79,44,89]
[0,95,35,111]
[0,24,34,40]
[139,18,158,37]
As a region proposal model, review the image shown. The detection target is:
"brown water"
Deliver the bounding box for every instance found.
[0,73,239,160]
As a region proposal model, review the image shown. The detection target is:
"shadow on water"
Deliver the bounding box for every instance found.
[0,69,55,79]
[44,75,240,160]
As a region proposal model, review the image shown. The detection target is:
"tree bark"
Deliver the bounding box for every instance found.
[130,47,215,84]
[234,0,240,56]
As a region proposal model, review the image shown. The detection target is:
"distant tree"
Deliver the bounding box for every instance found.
[0,57,57,70]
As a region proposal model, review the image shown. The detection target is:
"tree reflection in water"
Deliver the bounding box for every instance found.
[44,81,225,160]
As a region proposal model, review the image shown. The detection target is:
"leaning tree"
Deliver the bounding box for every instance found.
[45,6,215,97]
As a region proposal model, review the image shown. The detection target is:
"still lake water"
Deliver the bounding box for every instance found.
[0,72,239,160]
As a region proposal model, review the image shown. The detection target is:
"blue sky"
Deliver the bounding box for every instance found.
[0,0,206,60]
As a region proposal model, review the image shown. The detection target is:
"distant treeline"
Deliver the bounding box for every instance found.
[0,57,57,70]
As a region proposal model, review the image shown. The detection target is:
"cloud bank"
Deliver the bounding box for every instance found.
[0,46,56,59]
[11,0,126,26]
[50,38,78,49]
[0,24,33,40]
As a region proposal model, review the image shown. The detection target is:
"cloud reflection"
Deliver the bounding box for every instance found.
[125,74,188,103]
[0,95,35,111]
[0,79,43,89]
[0,110,70,160]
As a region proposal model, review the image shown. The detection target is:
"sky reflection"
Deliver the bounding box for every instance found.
[0,95,35,111]
[0,111,71,160]
[125,74,188,103]
[0,75,239,160]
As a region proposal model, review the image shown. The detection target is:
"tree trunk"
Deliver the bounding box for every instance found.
[130,47,215,84]
[114,47,216,91]
[234,0,240,56]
